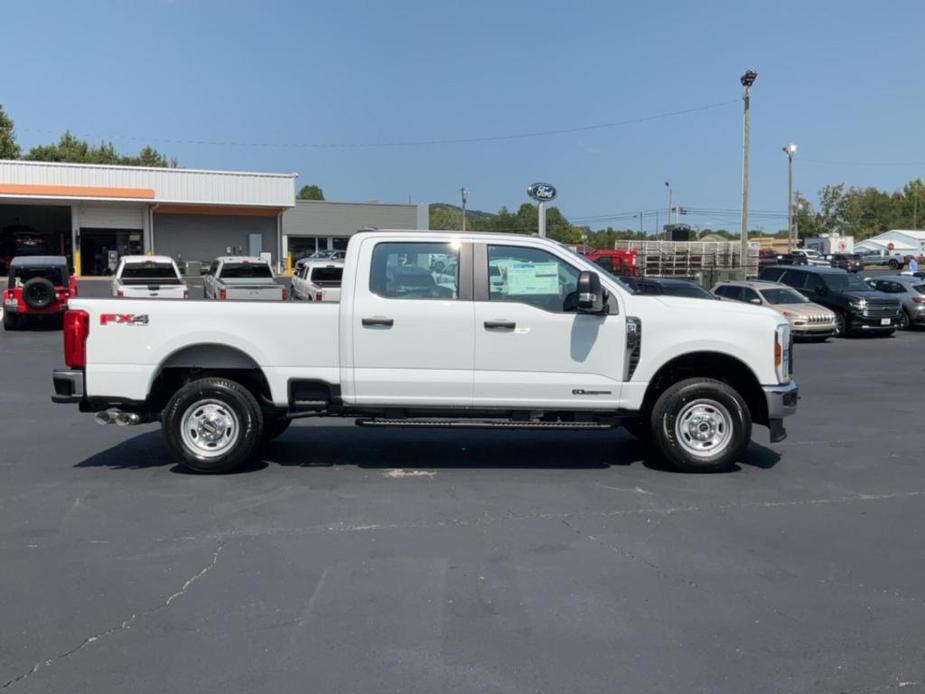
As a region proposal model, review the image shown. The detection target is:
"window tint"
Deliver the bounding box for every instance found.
[661,283,714,299]
[487,245,580,312]
[369,242,458,300]
[742,288,761,303]
[11,266,66,287]
[308,267,343,286]
[804,274,826,293]
[759,267,786,282]
[220,263,273,279]
[121,262,178,280]
[716,285,741,300]
[593,256,614,273]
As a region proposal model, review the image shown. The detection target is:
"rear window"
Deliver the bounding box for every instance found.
[308,267,343,285]
[914,285,925,294]
[10,266,66,287]
[121,262,178,279]
[220,263,273,279]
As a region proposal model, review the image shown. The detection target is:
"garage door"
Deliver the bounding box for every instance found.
[79,204,144,230]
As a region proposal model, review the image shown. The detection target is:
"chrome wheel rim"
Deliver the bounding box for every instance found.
[674,399,733,458]
[180,399,240,458]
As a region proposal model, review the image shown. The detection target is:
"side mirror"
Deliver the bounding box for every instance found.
[577,270,604,313]
[750,298,762,305]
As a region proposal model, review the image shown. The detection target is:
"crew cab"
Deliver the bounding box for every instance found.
[4,256,76,330]
[52,231,798,475]
[290,259,343,302]
[203,256,286,301]
[111,256,188,299]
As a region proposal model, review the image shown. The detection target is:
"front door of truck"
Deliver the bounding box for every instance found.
[472,243,626,409]
[350,239,474,406]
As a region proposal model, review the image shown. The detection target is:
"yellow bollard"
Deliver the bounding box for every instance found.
[73,249,82,277]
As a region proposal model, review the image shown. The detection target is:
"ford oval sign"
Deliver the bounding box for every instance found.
[527,182,557,202]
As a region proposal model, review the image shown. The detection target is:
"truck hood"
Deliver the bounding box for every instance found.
[646,295,785,322]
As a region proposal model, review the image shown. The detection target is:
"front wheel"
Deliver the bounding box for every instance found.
[650,378,751,473]
[898,310,911,331]
[162,377,263,473]
[834,312,848,338]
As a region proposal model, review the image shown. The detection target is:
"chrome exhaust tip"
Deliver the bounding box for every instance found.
[115,412,141,426]
[95,411,117,425]
[96,410,142,426]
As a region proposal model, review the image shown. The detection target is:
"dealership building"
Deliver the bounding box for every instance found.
[0,159,425,275]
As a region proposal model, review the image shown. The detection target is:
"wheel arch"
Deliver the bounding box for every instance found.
[147,343,272,410]
[641,351,768,426]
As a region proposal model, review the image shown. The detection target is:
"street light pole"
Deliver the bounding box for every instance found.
[665,181,672,233]
[783,144,797,251]
[739,69,758,271]
[460,187,468,231]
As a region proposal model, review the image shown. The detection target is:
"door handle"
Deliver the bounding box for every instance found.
[362,317,394,327]
[484,320,516,330]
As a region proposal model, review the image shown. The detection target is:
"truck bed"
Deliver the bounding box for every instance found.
[70,298,339,406]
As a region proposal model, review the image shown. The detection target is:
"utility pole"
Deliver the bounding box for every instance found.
[739,69,758,271]
[665,182,672,231]
[638,211,643,235]
[460,187,468,231]
[783,144,798,251]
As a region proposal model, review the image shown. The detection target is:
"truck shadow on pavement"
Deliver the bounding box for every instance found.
[74,426,780,474]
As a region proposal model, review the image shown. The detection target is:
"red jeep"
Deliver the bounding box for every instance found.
[3,256,77,330]
[582,249,639,278]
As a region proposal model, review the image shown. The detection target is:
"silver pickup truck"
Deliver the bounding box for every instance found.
[202,256,286,301]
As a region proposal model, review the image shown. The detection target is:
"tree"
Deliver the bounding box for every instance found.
[0,104,21,159]
[297,184,325,201]
[25,130,174,167]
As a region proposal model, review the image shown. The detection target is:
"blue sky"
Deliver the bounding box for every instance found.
[5,0,924,232]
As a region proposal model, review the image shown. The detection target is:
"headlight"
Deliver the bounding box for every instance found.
[775,324,791,383]
[849,299,867,311]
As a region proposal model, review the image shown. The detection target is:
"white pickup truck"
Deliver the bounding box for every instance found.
[52,231,798,474]
[110,256,188,299]
[202,256,286,301]
[290,259,343,302]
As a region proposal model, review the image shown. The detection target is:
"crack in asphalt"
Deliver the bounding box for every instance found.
[0,542,224,690]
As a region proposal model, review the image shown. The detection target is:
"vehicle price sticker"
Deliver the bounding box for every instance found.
[503,262,560,295]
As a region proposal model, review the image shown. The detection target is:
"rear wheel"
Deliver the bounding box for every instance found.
[650,378,751,473]
[162,377,263,474]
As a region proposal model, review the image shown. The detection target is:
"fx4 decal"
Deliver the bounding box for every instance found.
[100,313,149,326]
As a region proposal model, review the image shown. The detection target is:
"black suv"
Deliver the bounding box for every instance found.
[622,277,717,300]
[759,265,900,337]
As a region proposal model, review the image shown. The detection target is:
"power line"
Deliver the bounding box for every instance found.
[802,158,925,167]
[18,99,740,150]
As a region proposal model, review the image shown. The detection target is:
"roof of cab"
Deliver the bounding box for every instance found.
[120,255,177,264]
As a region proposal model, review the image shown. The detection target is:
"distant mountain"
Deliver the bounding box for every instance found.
[429,202,497,224]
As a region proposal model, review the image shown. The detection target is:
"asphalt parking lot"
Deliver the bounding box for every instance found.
[2,282,925,693]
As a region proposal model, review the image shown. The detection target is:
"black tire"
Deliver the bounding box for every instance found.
[21,277,57,310]
[889,259,900,269]
[3,312,18,331]
[162,377,263,474]
[898,310,911,331]
[650,378,751,473]
[262,416,292,444]
[833,312,848,338]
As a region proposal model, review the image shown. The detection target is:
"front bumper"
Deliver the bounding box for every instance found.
[52,369,85,404]
[849,313,897,330]
[763,381,799,443]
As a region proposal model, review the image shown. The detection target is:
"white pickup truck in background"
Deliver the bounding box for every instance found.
[110,256,188,299]
[203,256,286,301]
[290,259,344,302]
[52,230,798,474]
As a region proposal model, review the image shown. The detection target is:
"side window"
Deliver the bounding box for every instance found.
[594,256,615,273]
[778,271,801,289]
[760,267,785,282]
[487,245,580,312]
[369,242,458,300]
[804,274,826,293]
[742,288,761,303]
[716,285,740,300]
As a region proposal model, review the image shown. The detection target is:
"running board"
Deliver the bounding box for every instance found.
[355,418,614,431]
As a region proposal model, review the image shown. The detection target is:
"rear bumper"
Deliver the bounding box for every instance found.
[51,369,84,403]
[762,381,799,443]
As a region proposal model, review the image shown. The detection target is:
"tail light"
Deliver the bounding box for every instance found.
[913,296,924,305]
[117,289,124,298]
[315,291,323,301]
[69,275,78,296]
[282,287,289,301]
[219,289,227,300]
[64,310,90,369]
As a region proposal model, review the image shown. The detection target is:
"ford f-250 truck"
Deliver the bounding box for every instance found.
[52,231,798,474]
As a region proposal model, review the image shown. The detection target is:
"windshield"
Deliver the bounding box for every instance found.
[661,284,714,299]
[823,273,871,291]
[121,262,179,280]
[220,263,273,279]
[760,287,808,304]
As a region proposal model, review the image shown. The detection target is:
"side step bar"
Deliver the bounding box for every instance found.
[356,418,614,431]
